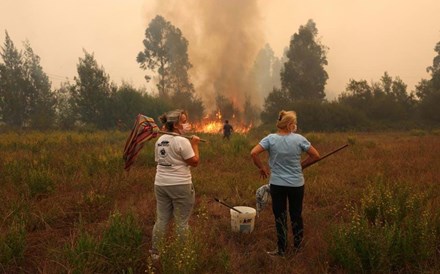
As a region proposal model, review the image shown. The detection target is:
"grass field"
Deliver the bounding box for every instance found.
[0,129,439,273]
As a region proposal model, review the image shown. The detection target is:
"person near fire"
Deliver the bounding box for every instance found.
[222,119,234,140]
[250,110,320,256]
[150,109,200,260]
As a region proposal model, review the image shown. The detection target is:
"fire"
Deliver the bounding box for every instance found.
[191,110,252,134]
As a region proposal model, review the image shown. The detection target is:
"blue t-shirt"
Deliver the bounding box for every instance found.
[259,133,311,187]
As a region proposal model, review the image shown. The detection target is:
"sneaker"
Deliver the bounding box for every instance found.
[266,248,285,257]
[149,249,160,260]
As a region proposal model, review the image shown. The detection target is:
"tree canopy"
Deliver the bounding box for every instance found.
[70,50,114,129]
[137,15,194,98]
[415,41,440,122]
[281,19,328,101]
[137,15,203,119]
[0,31,55,129]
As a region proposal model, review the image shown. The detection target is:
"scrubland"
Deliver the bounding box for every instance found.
[1,130,439,273]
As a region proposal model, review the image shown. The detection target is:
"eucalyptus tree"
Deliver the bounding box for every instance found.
[137,15,194,98]
[416,40,440,122]
[250,44,282,102]
[281,19,328,101]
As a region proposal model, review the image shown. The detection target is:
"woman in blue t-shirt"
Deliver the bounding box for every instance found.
[251,110,320,256]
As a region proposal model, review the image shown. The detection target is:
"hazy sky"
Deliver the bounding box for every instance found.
[1,0,440,102]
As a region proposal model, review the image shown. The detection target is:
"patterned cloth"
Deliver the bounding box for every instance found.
[123,114,159,171]
[256,184,271,215]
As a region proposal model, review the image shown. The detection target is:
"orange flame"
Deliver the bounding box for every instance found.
[191,110,252,134]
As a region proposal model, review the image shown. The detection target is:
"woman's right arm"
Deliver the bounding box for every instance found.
[251,144,269,179]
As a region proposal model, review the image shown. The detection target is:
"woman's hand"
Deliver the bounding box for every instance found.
[190,135,200,145]
[259,167,269,179]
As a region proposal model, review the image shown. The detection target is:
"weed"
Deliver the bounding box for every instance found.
[1,130,439,273]
[305,132,323,144]
[99,211,144,272]
[27,168,54,197]
[347,135,356,145]
[0,220,26,267]
[409,129,427,136]
[64,229,100,274]
[159,231,201,274]
[329,179,439,273]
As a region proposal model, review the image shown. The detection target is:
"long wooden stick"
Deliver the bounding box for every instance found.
[302,144,349,169]
[157,130,207,142]
[214,198,242,213]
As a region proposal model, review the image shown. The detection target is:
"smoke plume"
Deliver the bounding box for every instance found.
[143,0,264,112]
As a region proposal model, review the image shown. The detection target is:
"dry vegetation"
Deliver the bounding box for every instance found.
[1,130,439,273]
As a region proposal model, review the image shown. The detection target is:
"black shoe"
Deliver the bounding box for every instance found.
[266,248,285,257]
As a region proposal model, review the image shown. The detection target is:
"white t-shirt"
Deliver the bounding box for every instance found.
[154,134,195,186]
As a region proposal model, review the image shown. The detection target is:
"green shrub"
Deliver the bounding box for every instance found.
[64,230,100,274]
[0,221,26,267]
[329,180,439,273]
[409,129,427,136]
[158,231,202,274]
[63,212,143,274]
[99,211,143,272]
[27,169,54,197]
[347,136,356,145]
[304,132,324,144]
[229,134,251,155]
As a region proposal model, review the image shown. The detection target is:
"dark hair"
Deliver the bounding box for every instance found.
[225,120,229,124]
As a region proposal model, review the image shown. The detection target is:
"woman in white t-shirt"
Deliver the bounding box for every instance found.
[150,109,200,259]
[251,110,320,257]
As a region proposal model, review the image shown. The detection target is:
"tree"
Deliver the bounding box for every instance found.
[243,94,260,125]
[215,94,238,121]
[416,40,440,123]
[281,19,328,101]
[0,31,27,127]
[111,83,171,129]
[53,82,76,130]
[250,44,281,103]
[22,41,56,129]
[0,32,55,129]
[71,50,114,129]
[339,72,414,125]
[260,88,291,124]
[137,15,194,98]
[428,41,440,90]
[170,90,204,121]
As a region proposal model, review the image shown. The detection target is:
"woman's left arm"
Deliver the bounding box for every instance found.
[301,145,320,169]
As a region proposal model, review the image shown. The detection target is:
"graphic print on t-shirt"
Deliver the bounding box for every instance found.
[157,140,171,166]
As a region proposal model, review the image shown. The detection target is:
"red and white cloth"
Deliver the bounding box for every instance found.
[123,114,159,171]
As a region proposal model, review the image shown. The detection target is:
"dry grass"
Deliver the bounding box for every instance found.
[0,130,439,273]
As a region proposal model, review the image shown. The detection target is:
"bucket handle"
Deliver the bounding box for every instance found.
[214,198,242,213]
